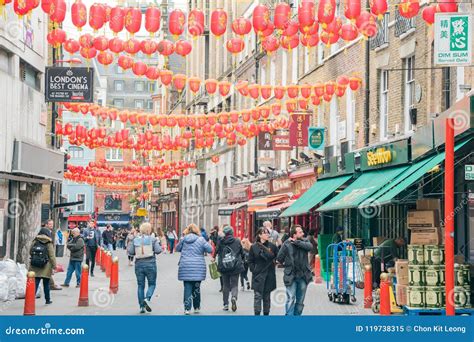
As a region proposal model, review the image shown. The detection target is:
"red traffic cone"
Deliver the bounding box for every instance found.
[78,264,89,307]
[314,255,322,283]
[379,273,391,315]
[109,256,119,294]
[23,271,36,316]
[364,265,373,308]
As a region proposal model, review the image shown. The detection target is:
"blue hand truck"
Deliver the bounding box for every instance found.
[326,241,357,304]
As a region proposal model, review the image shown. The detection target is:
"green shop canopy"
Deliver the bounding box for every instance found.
[317,166,408,212]
[280,175,352,217]
[370,138,471,206]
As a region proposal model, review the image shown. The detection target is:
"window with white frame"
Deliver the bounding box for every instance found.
[76,194,85,212]
[379,69,389,139]
[260,62,266,84]
[68,146,84,159]
[270,55,276,86]
[147,100,154,110]
[291,47,298,83]
[113,98,124,108]
[135,81,145,92]
[403,56,415,133]
[114,80,124,92]
[106,148,123,161]
[135,99,144,109]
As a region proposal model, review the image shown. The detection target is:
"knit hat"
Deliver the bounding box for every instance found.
[223,226,234,236]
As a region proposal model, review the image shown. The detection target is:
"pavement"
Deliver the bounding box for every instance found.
[1,248,374,316]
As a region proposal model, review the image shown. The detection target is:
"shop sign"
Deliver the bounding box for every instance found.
[308,127,325,150]
[104,214,121,221]
[256,210,280,220]
[434,13,472,66]
[136,208,148,217]
[45,67,94,102]
[218,208,234,216]
[258,131,273,150]
[251,180,271,197]
[465,165,474,181]
[166,179,179,188]
[360,139,409,171]
[294,176,316,196]
[272,177,292,193]
[226,186,249,202]
[289,113,309,147]
[273,135,292,150]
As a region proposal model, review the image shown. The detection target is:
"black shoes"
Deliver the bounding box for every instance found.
[231,297,237,312]
[45,300,53,305]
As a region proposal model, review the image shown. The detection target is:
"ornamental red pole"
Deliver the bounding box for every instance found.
[364,265,373,309]
[445,118,455,316]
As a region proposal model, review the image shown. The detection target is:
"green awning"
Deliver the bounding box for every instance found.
[371,139,471,205]
[279,175,352,217]
[317,166,408,212]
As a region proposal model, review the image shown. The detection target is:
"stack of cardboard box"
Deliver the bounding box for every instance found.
[395,260,409,306]
[408,199,443,245]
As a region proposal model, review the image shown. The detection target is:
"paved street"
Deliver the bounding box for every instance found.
[2,249,372,316]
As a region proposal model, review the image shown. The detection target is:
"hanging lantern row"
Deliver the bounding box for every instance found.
[83,158,196,174]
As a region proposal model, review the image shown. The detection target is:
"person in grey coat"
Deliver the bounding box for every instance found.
[176,223,213,315]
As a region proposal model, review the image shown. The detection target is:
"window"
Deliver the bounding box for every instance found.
[403,56,415,133]
[106,148,123,161]
[149,82,156,93]
[441,67,451,111]
[116,65,123,74]
[370,13,390,49]
[135,99,144,109]
[114,80,124,92]
[135,81,145,92]
[379,70,389,139]
[104,195,122,211]
[260,62,266,84]
[68,146,84,159]
[76,194,85,212]
[329,97,339,155]
[83,121,90,129]
[304,49,310,74]
[147,100,154,110]
[113,98,124,108]
[20,60,40,90]
[0,48,10,74]
[270,55,276,86]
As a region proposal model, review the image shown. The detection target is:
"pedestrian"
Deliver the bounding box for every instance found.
[166,228,177,253]
[29,227,57,304]
[120,229,128,249]
[102,225,114,252]
[200,227,209,241]
[276,225,313,316]
[240,238,251,291]
[82,220,101,277]
[307,229,318,270]
[176,224,213,315]
[209,225,219,247]
[125,227,137,266]
[127,222,162,313]
[61,228,85,288]
[156,228,167,254]
[248,227,278,315]
[44,219,62,291]
[263,221,281,247]
[373,237,406,288]
[281,226,290,244]
[213,226,244,312]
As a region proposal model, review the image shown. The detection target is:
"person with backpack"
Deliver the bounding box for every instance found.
[276,225,313,316]
[176,224,213,314]
[248,227,279,315]
[82,220,101,277]
[212,226,244,312]
[61,228,85,288]
[240,238,251,291]
[127,222,162,313]
[29,227,57,304]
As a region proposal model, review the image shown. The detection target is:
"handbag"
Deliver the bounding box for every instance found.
[208,261,221,280]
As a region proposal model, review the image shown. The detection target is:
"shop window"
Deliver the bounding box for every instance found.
[76,194,85,212]
[379,69,389,139]
[68,146,84,159]
[106,148,123,161]
[114,80,124,92]
[104,195,122,211]
[403,55,415,133]
[113,98,124,108]
[135,81,145,92]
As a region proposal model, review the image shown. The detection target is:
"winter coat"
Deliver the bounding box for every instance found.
[176,233,213,281]
[67,235,85,262]
[276,238,313,286]
[102,230,115,245]
[248,241,278,294]
[28,234,57,279]
[200,228,209,242]
[215,236,245,275]
[82,227,101,247]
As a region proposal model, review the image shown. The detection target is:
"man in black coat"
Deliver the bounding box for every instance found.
[276,225,313,316]
[248,227,279,315]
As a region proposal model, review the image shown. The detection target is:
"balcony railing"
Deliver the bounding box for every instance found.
[394,10,416,37]
[370,13,390,50]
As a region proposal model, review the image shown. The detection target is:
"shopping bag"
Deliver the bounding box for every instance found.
[208,261,221,280]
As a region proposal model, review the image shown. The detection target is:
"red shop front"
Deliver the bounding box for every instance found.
[290,167,316,229]
[67,214,91,229]
[221,185,250,240]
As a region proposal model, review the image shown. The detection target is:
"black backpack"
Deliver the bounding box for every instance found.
[30,240,49,267]
[221,245,238,272]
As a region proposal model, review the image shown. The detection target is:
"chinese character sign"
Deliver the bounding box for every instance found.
[258,131,273,150]
[434,13,472,66]
[289,113,309,147]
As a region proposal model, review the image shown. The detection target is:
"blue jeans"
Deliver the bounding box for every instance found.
[135,262,157,307]
[285,277,308,316]
[168,239,175,253]
[64,261,82,286]
[104,243,113,252]
[183,281,201,311]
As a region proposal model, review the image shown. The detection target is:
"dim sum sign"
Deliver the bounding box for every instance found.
[45,67,94,102]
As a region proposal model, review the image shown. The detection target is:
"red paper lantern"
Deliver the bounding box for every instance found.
[41,0,51,14]
[335,84,346,97]
[311,95,321,106]
[226,38,245,54]
[252,4,270,33]
[235,80,248,96]
[188,77,201,94]
[314,83,325,97]
[188,9,205,37]
[248,84,260,99]
[274,85,286,99]
[145,6,161,35]
[398,0,420,19]
[109,7,125,34]
[271,103,282,116]
[64,39,80,54]
[262,35,280,54]
[89,3,106,32]
[124,7,142,36]
[118,55,134,70]
[71,0,87,30]
[344,0,361,21]
[97,51,113,66]
[300,34,319,47]
[205,79,218,95]
[337,75,350,87]
[317,0,336,27]
[356,11,378,38]
[300,84,312,99]
[47,28,66,48]
[298,98,309,110]
[145,66,160,80]
[80,47,97,60]
[175,40,192,57]
[232,17,252,36]
[108,37,124,54]
[301,21,319,35]
[160,70,173,86]
[92,36,109,51]
[49,0,66,25]
[349,76,362,91]
[287,85,299,98]
[169,9,186,37]
[370,0,388,20]
[282,19,299,36]
[298,0,315,33]
[261,22,275,37]
[280,35,299,50]
[141,39,158,56]
[437,0,457,13]
[211,155,220,163]
[422,5,437,25]
[124,38,141,55]
[323,93,333,102]
[218,81,231,97]
[274,2,291,30]
[172,74,186,92]
[325,81,336,95]
[210,9,227,37]
[157,39,175,56]
[341,23,359,41]
[286,99,297,113]
[260,85,272,100]
[79,33,93,48]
